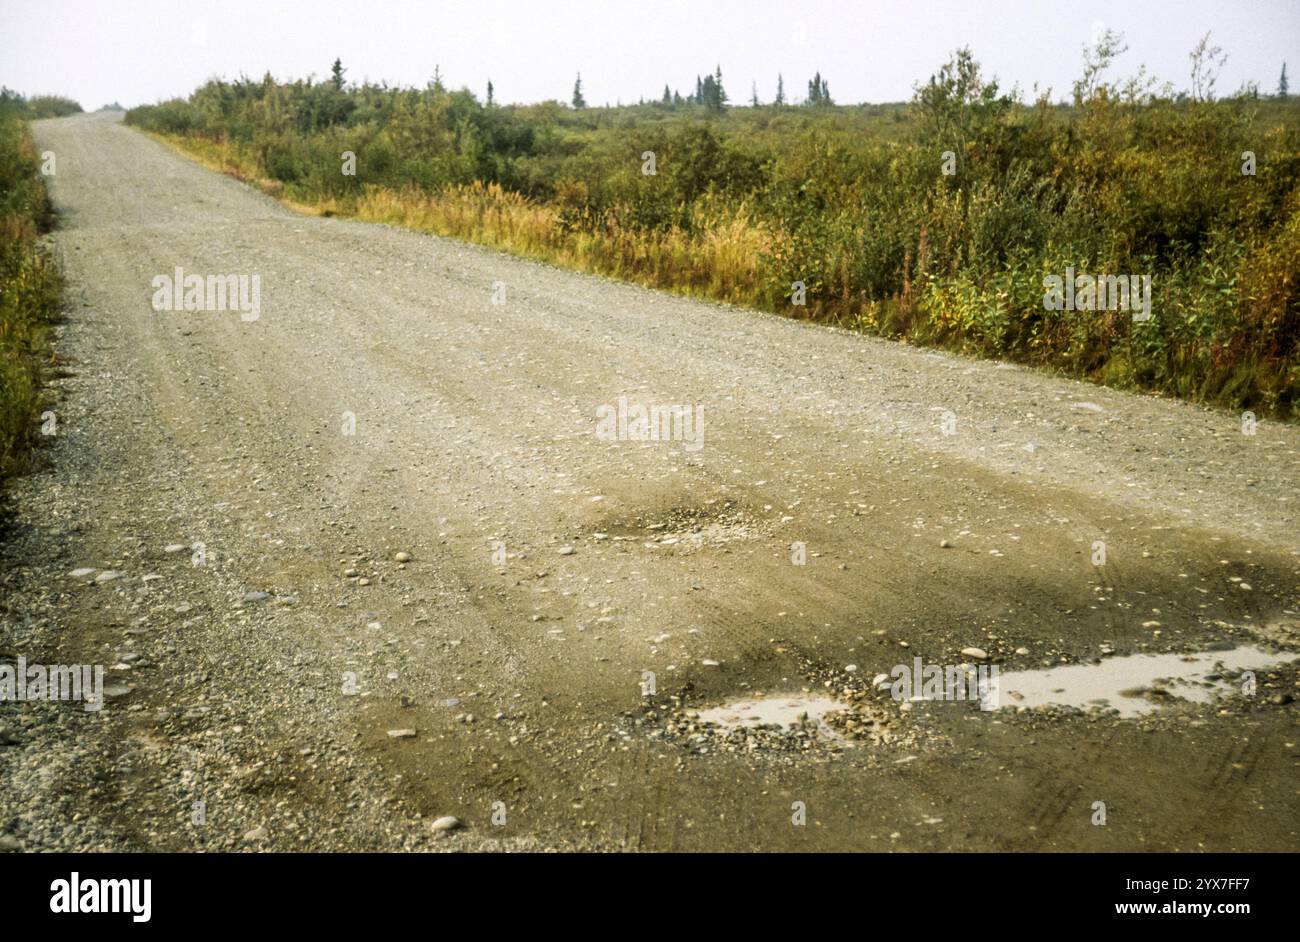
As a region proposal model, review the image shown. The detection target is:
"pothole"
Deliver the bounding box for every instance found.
[991,645,1298,717]
[646,686,908,755]
[694,696,849,736]
[594,502,766,551]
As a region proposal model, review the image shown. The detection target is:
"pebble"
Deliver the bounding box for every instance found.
[430,816,461,832]
[95,570,124,583]
[242,825,268,842]
[243,591,269,603]
[386,728,417,739]
[394,552,411,563]
[960,647,989,661]
[68,568,96,578]
[939,539,952,549]
[558,546,575,556]
[0,835,21,852]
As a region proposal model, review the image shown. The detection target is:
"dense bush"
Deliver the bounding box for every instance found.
[127,56,1300,416]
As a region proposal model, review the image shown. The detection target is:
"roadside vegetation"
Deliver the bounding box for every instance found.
[0,90,71,485]
[126,39,1300,416]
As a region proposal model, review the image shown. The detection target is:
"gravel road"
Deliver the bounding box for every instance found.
[2,111,1298,852]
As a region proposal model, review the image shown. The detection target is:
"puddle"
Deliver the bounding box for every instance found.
[693,695,849,734]
[991,646,1297,717]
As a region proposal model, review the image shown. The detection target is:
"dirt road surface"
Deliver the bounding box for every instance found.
[3,111,1298,852]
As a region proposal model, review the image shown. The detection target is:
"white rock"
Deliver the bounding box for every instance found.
[960,647,989,661]
[430,816,461,832]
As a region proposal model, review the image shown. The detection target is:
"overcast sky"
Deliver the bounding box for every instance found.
[3,0,1296,109]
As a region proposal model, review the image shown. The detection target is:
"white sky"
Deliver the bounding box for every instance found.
[3,0,1297,109]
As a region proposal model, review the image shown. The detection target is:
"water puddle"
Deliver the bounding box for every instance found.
[991,645,1297,717]
[693,695,849,733]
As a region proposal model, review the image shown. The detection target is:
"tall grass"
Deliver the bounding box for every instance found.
[0,102,64,484]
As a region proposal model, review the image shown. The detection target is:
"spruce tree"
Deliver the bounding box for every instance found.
[1280,62,1290,99]
[330,58,346,91]
[775,74,785,106]
[572,73,586,109]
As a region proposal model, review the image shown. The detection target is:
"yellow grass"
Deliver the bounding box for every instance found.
[147,133,773,309]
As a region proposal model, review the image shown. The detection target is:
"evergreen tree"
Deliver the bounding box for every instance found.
[775,74,785,106]
[751,81,760,107]
[695,75,704,104]
[701,74,717,108]
[486,80,494,105]
[805,72,831,106]
[1280,62,1290,99]
[714,65,728,108]
[662,84,672,106]
[330,58,346,91]
[572,73,586,109]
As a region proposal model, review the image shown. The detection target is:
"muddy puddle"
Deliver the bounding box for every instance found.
[693,695,850,736]
[989,645,1297,717]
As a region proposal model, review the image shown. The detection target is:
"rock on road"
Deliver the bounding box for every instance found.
[2,111,1298,852]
